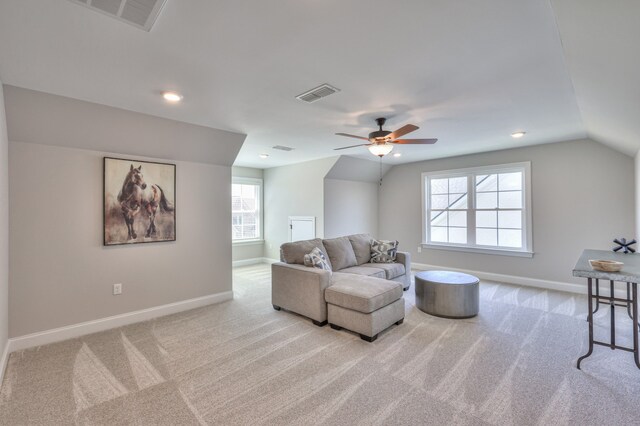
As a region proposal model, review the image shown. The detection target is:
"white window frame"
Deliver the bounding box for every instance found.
[232,177,263,244]
[421,162,533,257]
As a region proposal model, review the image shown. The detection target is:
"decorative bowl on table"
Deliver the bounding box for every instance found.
[589,259,624,272]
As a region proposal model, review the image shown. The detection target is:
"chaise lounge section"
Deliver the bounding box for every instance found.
[326,273,405,342]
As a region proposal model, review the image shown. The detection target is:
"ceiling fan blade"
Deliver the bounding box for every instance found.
[334,143,372,151]
[387,124,419,140]
[335,132,370,141]
[392,138,438,144]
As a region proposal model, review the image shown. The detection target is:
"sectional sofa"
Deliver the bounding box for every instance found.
[271,234,411,342]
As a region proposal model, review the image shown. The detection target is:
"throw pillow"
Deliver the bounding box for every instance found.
[370,239,399,263]
[280,238,332,269]
[322,236,357,270]
[348,234,372,265]
[303,247,332,271]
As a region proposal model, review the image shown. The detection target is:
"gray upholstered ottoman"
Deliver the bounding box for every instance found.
[325,273,405,342]
[415,270,479,318]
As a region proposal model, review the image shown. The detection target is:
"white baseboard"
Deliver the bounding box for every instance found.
[6,291,233,354]
[232,258,264,267]
[233,257,279,267]
[412,262,627,298]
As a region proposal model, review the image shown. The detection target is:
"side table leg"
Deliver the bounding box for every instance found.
[628,282,639,331]
[578,278,594,369]
[627,282,632,319]
[633,283,640,369]
[587,278,600,321]
[610,280,615,349]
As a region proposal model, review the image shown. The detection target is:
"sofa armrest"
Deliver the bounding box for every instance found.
[395,251,412,290]
[396,251,411,271]
[271,262,332,323]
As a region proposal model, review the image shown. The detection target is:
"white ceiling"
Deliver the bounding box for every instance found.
[0,0,635,168]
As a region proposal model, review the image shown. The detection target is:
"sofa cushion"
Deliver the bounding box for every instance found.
[326,273,403,314]
[371,239,399,263]
[348,234,372,265]
[281,238,332,269]
[303,247,332,271]
[358,262,405,280]
[339,265,386,279]
[322,237,357,271]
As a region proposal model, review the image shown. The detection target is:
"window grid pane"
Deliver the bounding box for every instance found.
[476,174,497,192]
[428,176,469,244]
[232,183,261,240]
[425,166,528,252]
[476,228,497,246]
[475,170,524,249]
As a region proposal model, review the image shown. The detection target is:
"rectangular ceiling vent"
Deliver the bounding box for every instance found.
[295,84,340,103]
[68,0,168,32]
[272,145,295,151]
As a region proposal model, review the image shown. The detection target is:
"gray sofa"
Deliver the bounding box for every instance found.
[271,234,410,341]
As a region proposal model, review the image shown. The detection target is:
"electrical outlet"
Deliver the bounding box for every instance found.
[417,246,422,253]
[113,283,122,295]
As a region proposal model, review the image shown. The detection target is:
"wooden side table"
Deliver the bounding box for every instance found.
[573,249,640,370]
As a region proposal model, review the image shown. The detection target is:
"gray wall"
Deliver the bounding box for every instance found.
[324,179,379,238]
[6,87,245,337]
[323,156,387,238]
[379,139,634,284]
[0,83,8,357]
[263,157,338,260]
[232,166,264,262]
[4,85,245,166]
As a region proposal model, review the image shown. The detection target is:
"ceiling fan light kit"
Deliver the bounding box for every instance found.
[368,143,394,157]
[335,117,437,157]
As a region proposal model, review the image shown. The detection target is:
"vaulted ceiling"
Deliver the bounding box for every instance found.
[0,0,637,168]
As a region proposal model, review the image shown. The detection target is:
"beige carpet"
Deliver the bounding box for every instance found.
[1,264,640,425]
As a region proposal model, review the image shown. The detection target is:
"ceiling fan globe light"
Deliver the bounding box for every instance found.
[368,143,394,157]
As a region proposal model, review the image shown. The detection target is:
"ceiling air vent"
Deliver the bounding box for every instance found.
[68,0,168,31]
[272,145,295,151]
[295,84,340,103]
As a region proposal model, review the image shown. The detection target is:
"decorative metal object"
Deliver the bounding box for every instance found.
[613,238,636,254]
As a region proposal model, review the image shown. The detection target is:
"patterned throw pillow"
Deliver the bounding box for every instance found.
[303,247,332,271]
[370,239,399,263]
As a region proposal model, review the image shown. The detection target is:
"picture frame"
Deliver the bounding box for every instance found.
[103,157,176,246]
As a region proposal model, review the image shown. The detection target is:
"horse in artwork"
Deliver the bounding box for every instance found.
[117,164,174,240]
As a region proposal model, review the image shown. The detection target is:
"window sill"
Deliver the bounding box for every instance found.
[421,243,534,258]
[232,239,264,246]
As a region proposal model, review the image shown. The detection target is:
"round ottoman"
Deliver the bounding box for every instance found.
[415,271,479,318]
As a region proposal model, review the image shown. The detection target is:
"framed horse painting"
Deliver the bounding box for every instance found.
[104,157,176,246]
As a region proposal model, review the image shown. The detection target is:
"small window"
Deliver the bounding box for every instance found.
[232,178,262,242]
[422,162,532,257]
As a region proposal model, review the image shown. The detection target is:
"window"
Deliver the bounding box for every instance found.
[423,162,532,257]
[232,177,262,242]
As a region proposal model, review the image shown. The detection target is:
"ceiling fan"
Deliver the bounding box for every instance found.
[335,117,437,157]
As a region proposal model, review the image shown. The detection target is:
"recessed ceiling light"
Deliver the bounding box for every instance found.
[511,131,526,139]
[393,153,402,157]
[259,153,269,159]
[162,91,183,102]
